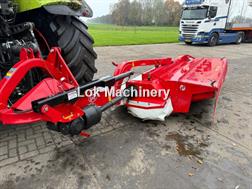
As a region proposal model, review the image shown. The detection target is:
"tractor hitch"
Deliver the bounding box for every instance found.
[46,88,132,136]
[32,71,134,113]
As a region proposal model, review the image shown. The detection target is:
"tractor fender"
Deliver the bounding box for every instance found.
[16,0,93,17]
[44,3,93,17]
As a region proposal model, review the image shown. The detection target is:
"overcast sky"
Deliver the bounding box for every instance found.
[86,0,183,18]
[86,0,118,17]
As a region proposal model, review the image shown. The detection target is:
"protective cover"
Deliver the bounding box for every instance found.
[114,55,228,121]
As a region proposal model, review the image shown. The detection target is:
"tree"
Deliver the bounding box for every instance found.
[141,0,154,25]
[128,0,142,25]
[89,15,113,24]
[153,0,166,25]
[112,0,130,25]
[164,0,182,26]
[110,0,182,26]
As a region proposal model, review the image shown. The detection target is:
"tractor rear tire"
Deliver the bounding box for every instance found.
[19,11,98,85]
[46,16,97,85]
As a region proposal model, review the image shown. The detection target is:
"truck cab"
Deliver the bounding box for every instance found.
[179,0,246,46]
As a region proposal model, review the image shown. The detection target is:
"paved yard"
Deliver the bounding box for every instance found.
[0,43,252,189]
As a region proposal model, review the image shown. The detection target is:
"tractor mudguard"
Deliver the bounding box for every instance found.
[15,0,93,17]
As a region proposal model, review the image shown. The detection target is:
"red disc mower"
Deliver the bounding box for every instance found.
[0,46,227,136]
[0,0,228,136]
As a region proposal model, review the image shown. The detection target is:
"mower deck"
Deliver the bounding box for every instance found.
[0,48,227,135]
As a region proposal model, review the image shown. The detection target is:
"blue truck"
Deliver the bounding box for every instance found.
[179,0,252,46]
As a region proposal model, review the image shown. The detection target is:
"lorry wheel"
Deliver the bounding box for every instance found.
[208,33,219,47]
[235,32,244,44]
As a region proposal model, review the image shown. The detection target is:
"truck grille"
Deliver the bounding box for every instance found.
[182,33,195,39]
[181,24,199,38]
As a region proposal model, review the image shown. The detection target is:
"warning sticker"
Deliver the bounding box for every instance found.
[5,68,16,79]
[67,91,78,101]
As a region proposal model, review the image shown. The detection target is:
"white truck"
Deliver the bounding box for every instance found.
[179,0,252,46]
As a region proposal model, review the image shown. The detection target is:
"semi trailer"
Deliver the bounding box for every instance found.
[179,0,252,46]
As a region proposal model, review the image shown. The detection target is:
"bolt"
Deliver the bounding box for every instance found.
[60,77,66,82]
[180,85,186,91]
[43,105,49,113]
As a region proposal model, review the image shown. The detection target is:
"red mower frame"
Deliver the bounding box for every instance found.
[0,47,227,136]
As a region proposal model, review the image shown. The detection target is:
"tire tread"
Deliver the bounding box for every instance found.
[51,16,97,84]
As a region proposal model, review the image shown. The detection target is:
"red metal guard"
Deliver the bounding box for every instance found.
[0,49,227,127]
[113,55,228,114]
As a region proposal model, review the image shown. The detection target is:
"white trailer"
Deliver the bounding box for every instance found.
[179,0,252,46]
